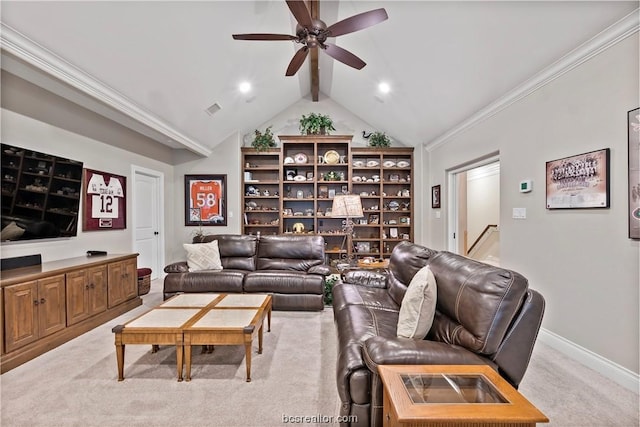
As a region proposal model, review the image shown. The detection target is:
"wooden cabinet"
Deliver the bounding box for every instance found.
[241,137,414,265]
[1,253,141,373]
[66,266,108,325]
[3,275,66,353]
[241,148,281,235]
[351,148,414,258]
[107,258,137,308]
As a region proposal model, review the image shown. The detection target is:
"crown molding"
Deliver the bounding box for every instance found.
[0,22,212,157]
[425,9,640,152]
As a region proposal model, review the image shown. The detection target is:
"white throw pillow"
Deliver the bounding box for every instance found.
[184,240,223,272]
[397,265,437,339]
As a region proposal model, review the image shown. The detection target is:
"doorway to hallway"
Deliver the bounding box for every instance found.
[447,157,500,266]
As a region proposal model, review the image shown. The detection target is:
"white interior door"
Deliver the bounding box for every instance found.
[132,166,164,280]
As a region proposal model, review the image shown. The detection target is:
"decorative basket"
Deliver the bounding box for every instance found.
[137,268,152,296]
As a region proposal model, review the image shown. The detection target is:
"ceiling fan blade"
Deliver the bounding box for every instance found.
[326,8,388,37]
[286,0,312,28]
[286,46,310,76]
[233,33,297,41]
[322,43,366,70]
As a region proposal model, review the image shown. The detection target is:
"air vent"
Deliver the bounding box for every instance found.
[205,102,222,116]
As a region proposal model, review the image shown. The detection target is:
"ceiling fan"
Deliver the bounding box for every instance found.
[232,0,388,77]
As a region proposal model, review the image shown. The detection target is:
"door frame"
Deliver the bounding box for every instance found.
[131,165,165,279]
[446,153,500,253]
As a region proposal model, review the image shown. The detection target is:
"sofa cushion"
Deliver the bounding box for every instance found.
[184,240,222,271]
[428,251,529,355]
[197,234,258,270]
[397,266,437,339]
[163,270,245,294]
[387,241,439,306]
[244,270,323,294]
[332,282,399,313]
[256,235,324,271]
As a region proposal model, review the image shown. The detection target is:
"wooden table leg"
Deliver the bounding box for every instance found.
[258,322,264,354]
[267,307,271,332]
[244,340,252,382]
[243,325,255,382]
[184,333,191,382]
[112,326,125,381]
[176,333,184,382]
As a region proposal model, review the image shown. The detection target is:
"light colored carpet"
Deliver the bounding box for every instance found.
[1,279,638,426]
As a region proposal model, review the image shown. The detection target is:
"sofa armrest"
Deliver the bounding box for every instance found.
[164,262,189,273]
[363,336,491,372]
[308,265,332,276]
[342,270,387,288]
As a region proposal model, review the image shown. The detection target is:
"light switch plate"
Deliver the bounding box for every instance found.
[512,208,526,219]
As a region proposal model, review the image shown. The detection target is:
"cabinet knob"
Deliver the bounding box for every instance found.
[86,284,90,290]
[40,298,46,304]
[34,299,39,306]
[90,283,95,289]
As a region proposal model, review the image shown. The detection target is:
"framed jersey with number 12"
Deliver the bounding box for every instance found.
[83,168,127,231]
[184,174,227,226]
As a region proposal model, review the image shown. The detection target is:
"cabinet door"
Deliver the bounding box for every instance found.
[108,259,137,308]
[37,275,66,337]
[87,265,108,315]
[66,270,89,325]
[4,281,39,352]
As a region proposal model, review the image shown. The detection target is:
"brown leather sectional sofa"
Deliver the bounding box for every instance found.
[163,234,331,310]
[332,241,545,426]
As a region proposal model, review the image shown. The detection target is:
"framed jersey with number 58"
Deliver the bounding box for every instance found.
[184,174,227,226]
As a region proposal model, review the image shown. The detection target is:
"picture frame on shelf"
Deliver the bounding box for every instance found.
[431,185,441,209]
[546,148,610,209]
[356,241,371,253]
[184,174,227,226]
[628,108,640,239]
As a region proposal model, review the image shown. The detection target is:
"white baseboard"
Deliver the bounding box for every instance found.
[538,328,639,394]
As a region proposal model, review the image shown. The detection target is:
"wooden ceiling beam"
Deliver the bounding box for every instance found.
[309,0,319,101]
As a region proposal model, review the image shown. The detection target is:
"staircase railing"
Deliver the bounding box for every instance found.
[466,224,498,256]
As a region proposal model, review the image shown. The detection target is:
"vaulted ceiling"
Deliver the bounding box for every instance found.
[1,1,637,156]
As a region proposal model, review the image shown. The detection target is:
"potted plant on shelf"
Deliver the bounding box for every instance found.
[299,113,336,135]
[251,126,277,151]
[368,131,391,148]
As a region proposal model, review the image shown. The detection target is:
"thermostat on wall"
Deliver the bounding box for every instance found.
[519,179,533,193]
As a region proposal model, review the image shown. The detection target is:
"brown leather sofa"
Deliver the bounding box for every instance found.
[332,241,545,426]
[163,234,331,310]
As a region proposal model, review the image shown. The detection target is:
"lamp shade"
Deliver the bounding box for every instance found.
[331,195,364,218]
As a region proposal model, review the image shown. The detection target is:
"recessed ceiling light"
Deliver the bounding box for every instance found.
[239,81,251,93]
[378,82,390,94]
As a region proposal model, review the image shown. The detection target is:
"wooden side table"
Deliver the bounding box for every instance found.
[378,365,548,427]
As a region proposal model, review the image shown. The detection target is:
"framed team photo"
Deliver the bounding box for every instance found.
[184,174,227,226]
[83,168,127,231]
[546,148,610,209]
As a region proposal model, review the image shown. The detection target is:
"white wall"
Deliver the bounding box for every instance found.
[427,34,639,375]
[0,109,176,263]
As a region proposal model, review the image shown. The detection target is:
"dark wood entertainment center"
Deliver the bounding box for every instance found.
[0,253,141,373]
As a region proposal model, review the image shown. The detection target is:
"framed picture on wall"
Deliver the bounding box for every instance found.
[83,168,126,231]
[184,174,227,226]
[628,108,640,239]
[546,148,610,209]
[431,185,441,209]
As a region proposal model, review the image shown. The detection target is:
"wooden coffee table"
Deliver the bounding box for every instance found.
[378,365,548,427]
[183,293,272,382]
[112,293,272,382]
